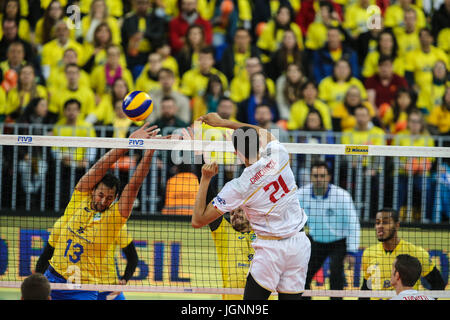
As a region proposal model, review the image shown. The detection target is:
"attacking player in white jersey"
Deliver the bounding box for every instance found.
[192,112,310,300]
[390,254,435,300]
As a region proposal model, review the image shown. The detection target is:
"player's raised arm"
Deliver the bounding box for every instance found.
[196,113,277,149]
[192,162,223,228]
[75,123,159,193]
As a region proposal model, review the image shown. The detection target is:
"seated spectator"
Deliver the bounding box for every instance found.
[395,7,420,57]
[431,0,450,39]
[80,0,124,19]
[0,41,26,93]
[150,96,189,134]
[229,56,275,103]
[47,48,91,91]
[362,29,405,79]
[416,60,448,115]
[90,44,134,97]
[237,72,278,125]
[384,0,426,35]
[180,46,227,99]
[276,63,308,121]
[257,4,303,64]
[287,81,332,131]
[176,24,207,77]
[437,28,450,66]
[343,0,372,39]
[121,0,167,70]
[393,109,435,222]
[16,97,55,129]
[295,0,343,35]
[49,63,96,121]
[255,103,289,143]
[155,41,180,80]
[192,74,224,121]
[0,86,6,121]
[318,59,367,112]
[268,29,307,81]
[365,56,409,111]
[40,20,85,79]
[5,64,48,121]
[0,18,34,64]
[312,27,360,83]
[379,87,416,134]
[0,0,31,42]
[304,0,341,51]
[427,86,450,136]
[169,0,213,54]
[135,52,163,93]
[354,18,384,66]
[82,22,128,74]
[404,28,449,112]
[332,85,377,132]
[80,0,121,46]
[149,68,191,124]
[219,27,260,82]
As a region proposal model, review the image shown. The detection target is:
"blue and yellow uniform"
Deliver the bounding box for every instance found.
[45,189,128,300]
[362,239,436,299]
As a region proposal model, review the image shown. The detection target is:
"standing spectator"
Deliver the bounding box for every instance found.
[393,109,435,222]
[21,273,51,300]
[431,0,450,39]
[219,27,260,82]
[298,160,360,300]
[237,72,278,125]
[149,68,191,124]
[360,208,445,299]
[365,56,409,111]
[169,0,213,54]
[318,59,366,113]
[379,87,416,134]
[268,29,307,81]
[312,27,360,84]
[395,8,421,58]
[276,63,308,121]
[254,103,289,143]
[121,0,167,70]
[384,0,426,35]
[257,4,303,65]
[176,24,207,77]
[362,30,405,79]
[390,255,435,300]
[287,81,332,131]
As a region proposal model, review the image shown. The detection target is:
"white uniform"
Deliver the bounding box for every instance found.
[212,140,310,293]
[390,289,435,300]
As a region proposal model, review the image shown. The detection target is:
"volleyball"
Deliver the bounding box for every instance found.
[122,90,154,121]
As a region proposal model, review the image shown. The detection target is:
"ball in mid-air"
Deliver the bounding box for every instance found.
[122,91,154,121]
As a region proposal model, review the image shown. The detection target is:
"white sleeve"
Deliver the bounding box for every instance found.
[344,192,360,253]
[212,180,245,213]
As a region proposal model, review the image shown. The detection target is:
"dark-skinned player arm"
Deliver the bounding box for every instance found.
[75,123,158,193]
[120,241,139,282]
[196,113,276,149]
[424,267,446,290]
[192,162,224,228]
[35,242,54,274]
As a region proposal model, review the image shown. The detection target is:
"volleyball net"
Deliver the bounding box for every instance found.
[0,125,449,299]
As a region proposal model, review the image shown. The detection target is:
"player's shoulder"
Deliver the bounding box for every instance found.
[297,183,312,195]
[329,184,353,199]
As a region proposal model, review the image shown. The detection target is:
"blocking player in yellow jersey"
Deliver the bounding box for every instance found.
[41,123,161,300]
[360,208,446,300]
[35,217,138,300]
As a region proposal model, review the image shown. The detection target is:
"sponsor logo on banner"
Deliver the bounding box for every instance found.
[17,136,33,144]
[345,145,369,155]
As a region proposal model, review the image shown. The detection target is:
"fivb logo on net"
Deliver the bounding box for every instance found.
[170,122,283,174]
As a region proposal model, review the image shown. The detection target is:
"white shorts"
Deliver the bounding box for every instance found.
[249,231,311,293]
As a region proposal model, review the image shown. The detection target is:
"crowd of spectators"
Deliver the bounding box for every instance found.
[0,0,449,221]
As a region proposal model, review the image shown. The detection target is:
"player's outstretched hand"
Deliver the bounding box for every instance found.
[197,113,224,128]
[201,162,218,179]
[129,122,160,140]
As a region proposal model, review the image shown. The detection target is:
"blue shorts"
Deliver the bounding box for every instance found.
[97,291,126,300]
[44,267,98,300]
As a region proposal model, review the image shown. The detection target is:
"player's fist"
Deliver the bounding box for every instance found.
[201,162,218,179]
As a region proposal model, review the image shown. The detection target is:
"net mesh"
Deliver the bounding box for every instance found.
[0,125,449,300]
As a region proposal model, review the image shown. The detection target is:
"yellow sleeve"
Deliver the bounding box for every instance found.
[256,21,276,52]
[5,89,19,115]
[287,101,307,130]
[197,0,216,20]
[118,224,133,249]
[315,100,332,130]
[237,0,252,21]
[383,5,399,28]
[362,52,378,79]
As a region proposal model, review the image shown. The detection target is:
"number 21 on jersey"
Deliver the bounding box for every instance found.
[263,175,290,203]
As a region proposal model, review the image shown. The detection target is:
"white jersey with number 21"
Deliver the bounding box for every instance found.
[212,140,307,238]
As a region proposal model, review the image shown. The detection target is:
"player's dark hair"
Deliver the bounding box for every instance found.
[94,172,121,196]
[232,126,259,162]
[63,98,81,110]
[378,207,399,223]
[21,273,51,300]
[394,254,422,287]
[310,160,330,174]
